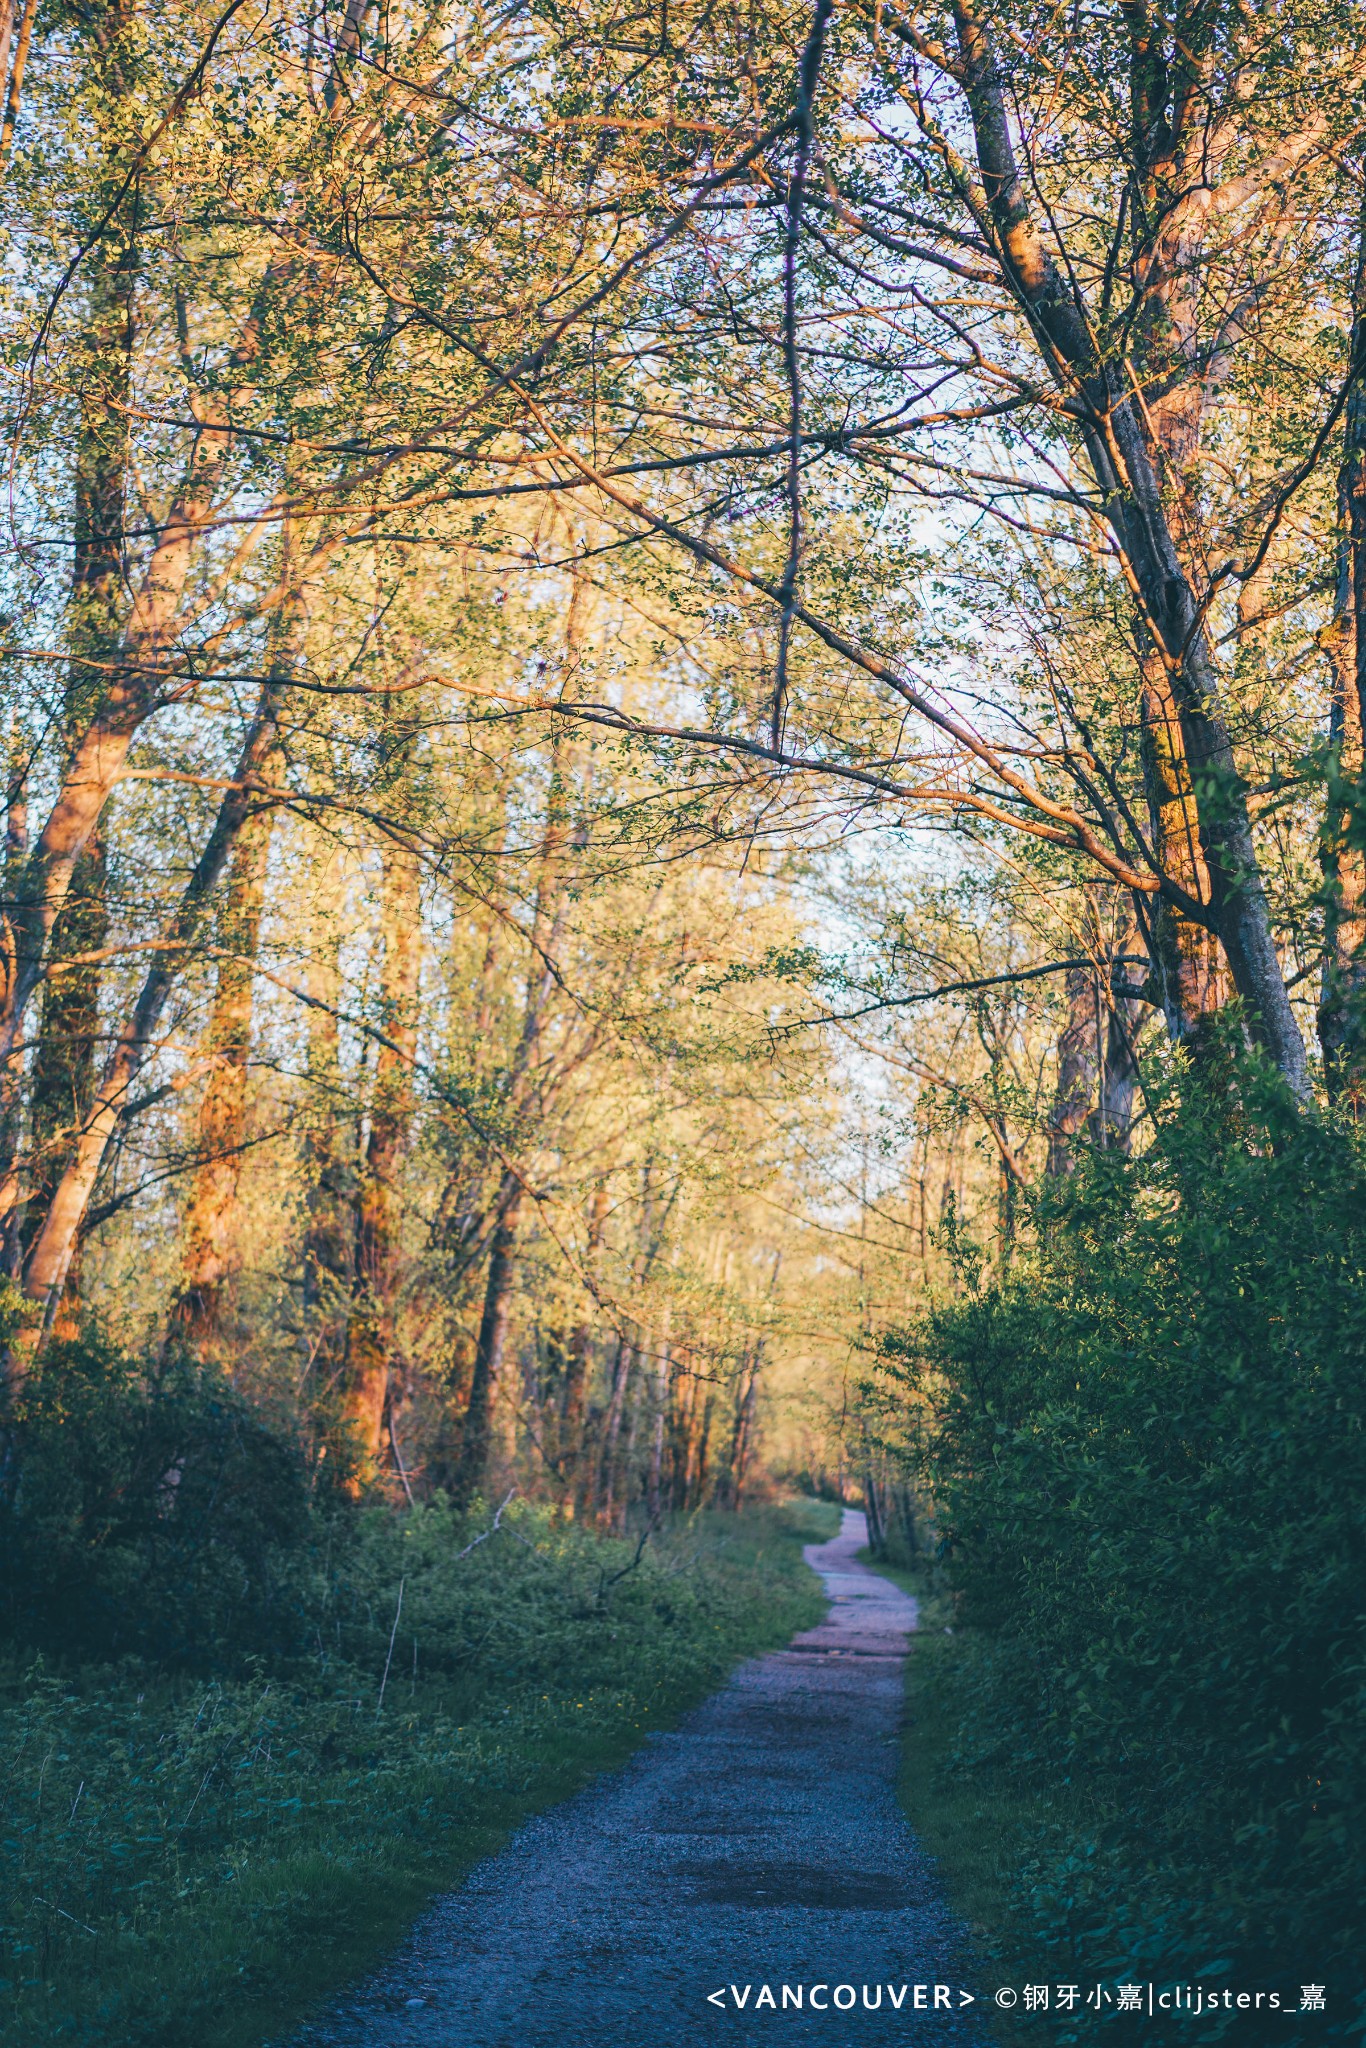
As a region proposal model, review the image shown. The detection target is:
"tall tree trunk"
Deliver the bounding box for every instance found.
[646,1327,670,1523]
[0,241,285,1138]
[18,668,290,1336]
[0,733,27,1278]
[594,1330,633,1525]
[690,1388,714,1510]
[1047,958,1102,1175]
[0,0,38,166]
[21,8,137,1312]
[993,1110,1015,1258]
[728,1353,759,1510]
[453,731,568,1501]
[0,0,15,105]
[453,1173,522,1505]
[1047,893,1147,1170]
[343,839,422,1475]
[950,0,1307,1097]
[22,848,106,1335]
[1319,183,1366,1112]
[1090,929,1145,1152]
[864,1465,885,1557]
[674,1369,697,1510]
[618,1343,646,1528]
[1138,654,1228,1048]
[171,501,304,1352]
[595,1156,669,1525]
[0,357,251,1249]
[300,843,353,1405]
[562,1179,607,1494]
[169,797,273,1353]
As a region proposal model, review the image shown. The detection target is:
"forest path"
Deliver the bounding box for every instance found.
[293,1510,986,2048]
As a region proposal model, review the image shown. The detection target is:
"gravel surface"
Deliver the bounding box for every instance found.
[292,1510,987,2047]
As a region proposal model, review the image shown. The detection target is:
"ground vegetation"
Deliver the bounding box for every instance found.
[0,0,1363,2032]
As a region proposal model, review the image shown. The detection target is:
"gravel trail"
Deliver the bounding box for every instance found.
[293,1509,987,2047]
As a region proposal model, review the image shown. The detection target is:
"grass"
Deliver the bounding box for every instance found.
[862,1549,1093,2041]
[1,1497,837,2048]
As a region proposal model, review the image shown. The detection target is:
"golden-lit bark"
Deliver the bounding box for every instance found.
[169,802,273,1353]
[949,0,1307,1096]
[20,657,292,1331]
[0,731,27,1278]
[1136,656,1228,1050]
[1319,192,1366,1113]
[19,2,136,1320]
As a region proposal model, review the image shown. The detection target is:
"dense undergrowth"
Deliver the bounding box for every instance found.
[881,1050,1366,2044]
[0,1322,835,2046]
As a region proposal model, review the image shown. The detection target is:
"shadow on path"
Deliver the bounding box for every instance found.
[292,1509,987,2047]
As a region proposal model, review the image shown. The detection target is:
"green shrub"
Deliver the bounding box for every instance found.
[1,1331,317,1667]
[880,1054,1366,2039]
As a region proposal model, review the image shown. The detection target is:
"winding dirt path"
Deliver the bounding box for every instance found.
[294,1510,986,2046]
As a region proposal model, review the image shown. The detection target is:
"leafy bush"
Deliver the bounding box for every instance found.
[1,1330,317,1667]
[880,1054,1366,2039]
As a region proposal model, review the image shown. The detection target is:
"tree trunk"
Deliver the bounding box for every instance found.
[1090,937,1145,1151]
[994,1111,1016,1258]
[0,231,279,1116]
[453,1174,522,1505]
[674,1370,697,1510]
[0,737,28,1278]
[301,837,352,1383]
[0,0,15,103]
[1047,960,1102,1175]
[452,733,568,1499]
[0,0,38,165]
[691,1389,715,1509]
[1319,184,1366,1112]
[169,798,273,1353]
[727,1351,759,1509]
[561,1179,607,1491]
[864,1468,885,1557]
[618,1345,646,1528]
[646,1327,670,1522]
[1048,894,1147,1170]
[22,845,106,1334]
[343,839,422,1475]
[951,0,1308,1097]
[732,1366,758,1509]
[0,369,248,1175]
[594,1331,633,1525]
[893,1484,920,1560]
[169,461,305,1356]
[1138,653,1229,1049]
[18,666,290,1334]
[19,19,136,1310]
